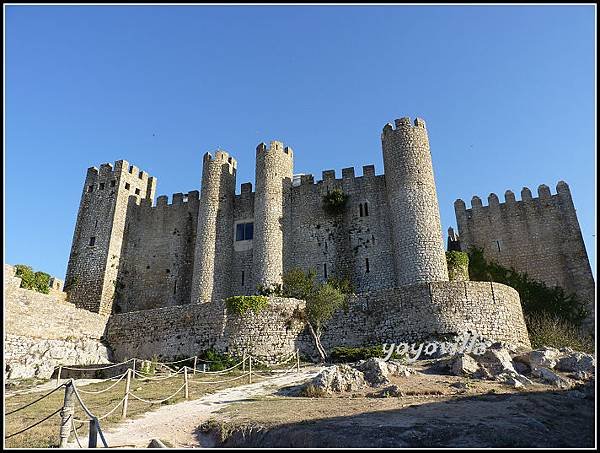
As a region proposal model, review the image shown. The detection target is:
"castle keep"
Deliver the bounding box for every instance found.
[66,117,452,315]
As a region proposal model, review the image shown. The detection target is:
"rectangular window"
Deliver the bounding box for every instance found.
[89,236,96,246]
[135,188,141,195]
[365,257,370,273]
[125,183,130,190]
[324,263,328,279]
[88,185,94,193]
[241,271,245,286]
[364,203,369,216]
[236,222,254,241]
[99,182,105,190]
[111,180,116,187]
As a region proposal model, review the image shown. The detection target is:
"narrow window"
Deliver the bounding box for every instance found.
[359,204,363,217]
[125,183,130,190]
[111,180,116,187]
[88,185,94,193]
[135,188,141,195]
[139,171,144,179]
[89,236,96,246]
[95,219,98,228]
[496,240,501,252]
[364,203,369,216]
[365,258,370,273]
[241,271,245,286]
[324,263,328,279]
[129,165,134,173]
[245,222,254,240]
[236,223,245,241]
[99,182,105,190]
[173,281,177,295]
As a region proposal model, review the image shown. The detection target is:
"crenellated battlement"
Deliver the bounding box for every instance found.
[381,117,427,137]
[454,181,572,211]
[297,165,380,186]
[203,150,237,171]
[148,191,200,208]
[256,140,293,158]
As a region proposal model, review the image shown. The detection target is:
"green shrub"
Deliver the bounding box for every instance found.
[467,247,588,326]
[526,313,594,352]
[322,188,349,215]
[197,349,243,372]
[225,295,269,316]
[14,265,50,294]
[330,346,406,363]
[446,251,469,281]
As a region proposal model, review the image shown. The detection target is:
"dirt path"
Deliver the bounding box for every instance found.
[65,367,322,448]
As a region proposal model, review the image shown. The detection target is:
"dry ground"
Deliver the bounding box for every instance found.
[202,362,596,448]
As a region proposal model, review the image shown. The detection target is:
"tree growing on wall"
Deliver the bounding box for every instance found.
[281,268,350,362]
[14,264,50,294]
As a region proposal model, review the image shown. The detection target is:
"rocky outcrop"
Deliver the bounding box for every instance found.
[307,365,367,394]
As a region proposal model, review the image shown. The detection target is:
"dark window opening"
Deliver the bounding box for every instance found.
[139,171,144,179]
[99,182,105,190]
[324,263,328,279]
[364,203,369,216]
[125,183,130,190]
[166,269,170,274]
[129,165,134,173]
[365,258,370,273]
[241,271,245,286]
[111,180,116,187]
[173,281,177,295]
[88,185,94,193]
[236,222,254,241]
[89,236,96,246]
[95,219,98,228]
[496,240,501,252]
[359,204,363,217]
[135,188,141,195]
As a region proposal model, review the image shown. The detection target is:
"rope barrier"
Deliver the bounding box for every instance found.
[76,370,129,395]
[188,372,251,385]
[71,417,84,448]
[59,358,134,372]
[5,383,66,415]
[128,383,187,404]
[189,359,246,374]
[132,367,185,381]
[251,353,296,367]
[5,407,63,439]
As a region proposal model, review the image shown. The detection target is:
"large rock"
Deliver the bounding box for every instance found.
[387,361,417,377]
[556,352,595,374]
[533,367,572,389]
[516,347,562,371]
[308,365,367,393]
[450,354,480,376]
[477,346,518,377]
[355,358,390,387]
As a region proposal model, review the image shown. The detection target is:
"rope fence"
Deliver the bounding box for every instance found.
[7,350,306,448]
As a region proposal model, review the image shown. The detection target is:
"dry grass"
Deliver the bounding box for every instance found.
[4,369,261,448]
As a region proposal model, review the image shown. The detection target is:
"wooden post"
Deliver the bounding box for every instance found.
[121,368,131,420]
[56,366,62,386]
[88,417,98,448]
[296,349,300,373]
[184,367,189,399]
[242,352,246,372]
[193,357,197,375]
[132,358,136,373]
[248,356,252,384]
[58,380,75,448]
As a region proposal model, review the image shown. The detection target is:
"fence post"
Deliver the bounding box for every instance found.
[184,367,189,399]
[88,417,98,448]
[121,368,131,420]
[242,352,246,372]
[56,365,62,386]
[193,357,197,375]
[132,358,136,373]
[296,349,300,373]
[248,356,252,384]
[58,380,75,448]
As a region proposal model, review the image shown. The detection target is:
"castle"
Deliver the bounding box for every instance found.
[9,115,595,377]
[64,116,594,326]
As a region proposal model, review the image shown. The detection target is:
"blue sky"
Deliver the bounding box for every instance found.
[5,5,596,279]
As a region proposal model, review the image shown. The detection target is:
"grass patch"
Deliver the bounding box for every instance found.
[526,313,594,352]
[5,369,261,448]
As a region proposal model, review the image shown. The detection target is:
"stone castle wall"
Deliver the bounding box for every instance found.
[4,264,111,380]
[105,282,530,363]
[455,182,595,327]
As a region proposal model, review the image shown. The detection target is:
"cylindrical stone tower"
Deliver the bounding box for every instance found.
[191,150,237,303]
[381,117,449,285]
[252,140,294,291]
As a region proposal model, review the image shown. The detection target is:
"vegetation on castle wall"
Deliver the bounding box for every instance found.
[280,267,351,361]
[197,349,243,371]
[322,188,349,215]
[14,265,50,295]
[466,247,592,350]
[225,295,269,316]
[330,345,406,363]
[445,251,469,281]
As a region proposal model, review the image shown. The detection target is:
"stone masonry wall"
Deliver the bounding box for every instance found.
[4,264,111,380]
[455,181,596,328]
[104,283,530,363]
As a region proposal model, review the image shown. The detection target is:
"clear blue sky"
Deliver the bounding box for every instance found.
[5,5,596,280]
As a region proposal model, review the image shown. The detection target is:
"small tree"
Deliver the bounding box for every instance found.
[281,268,348,362]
